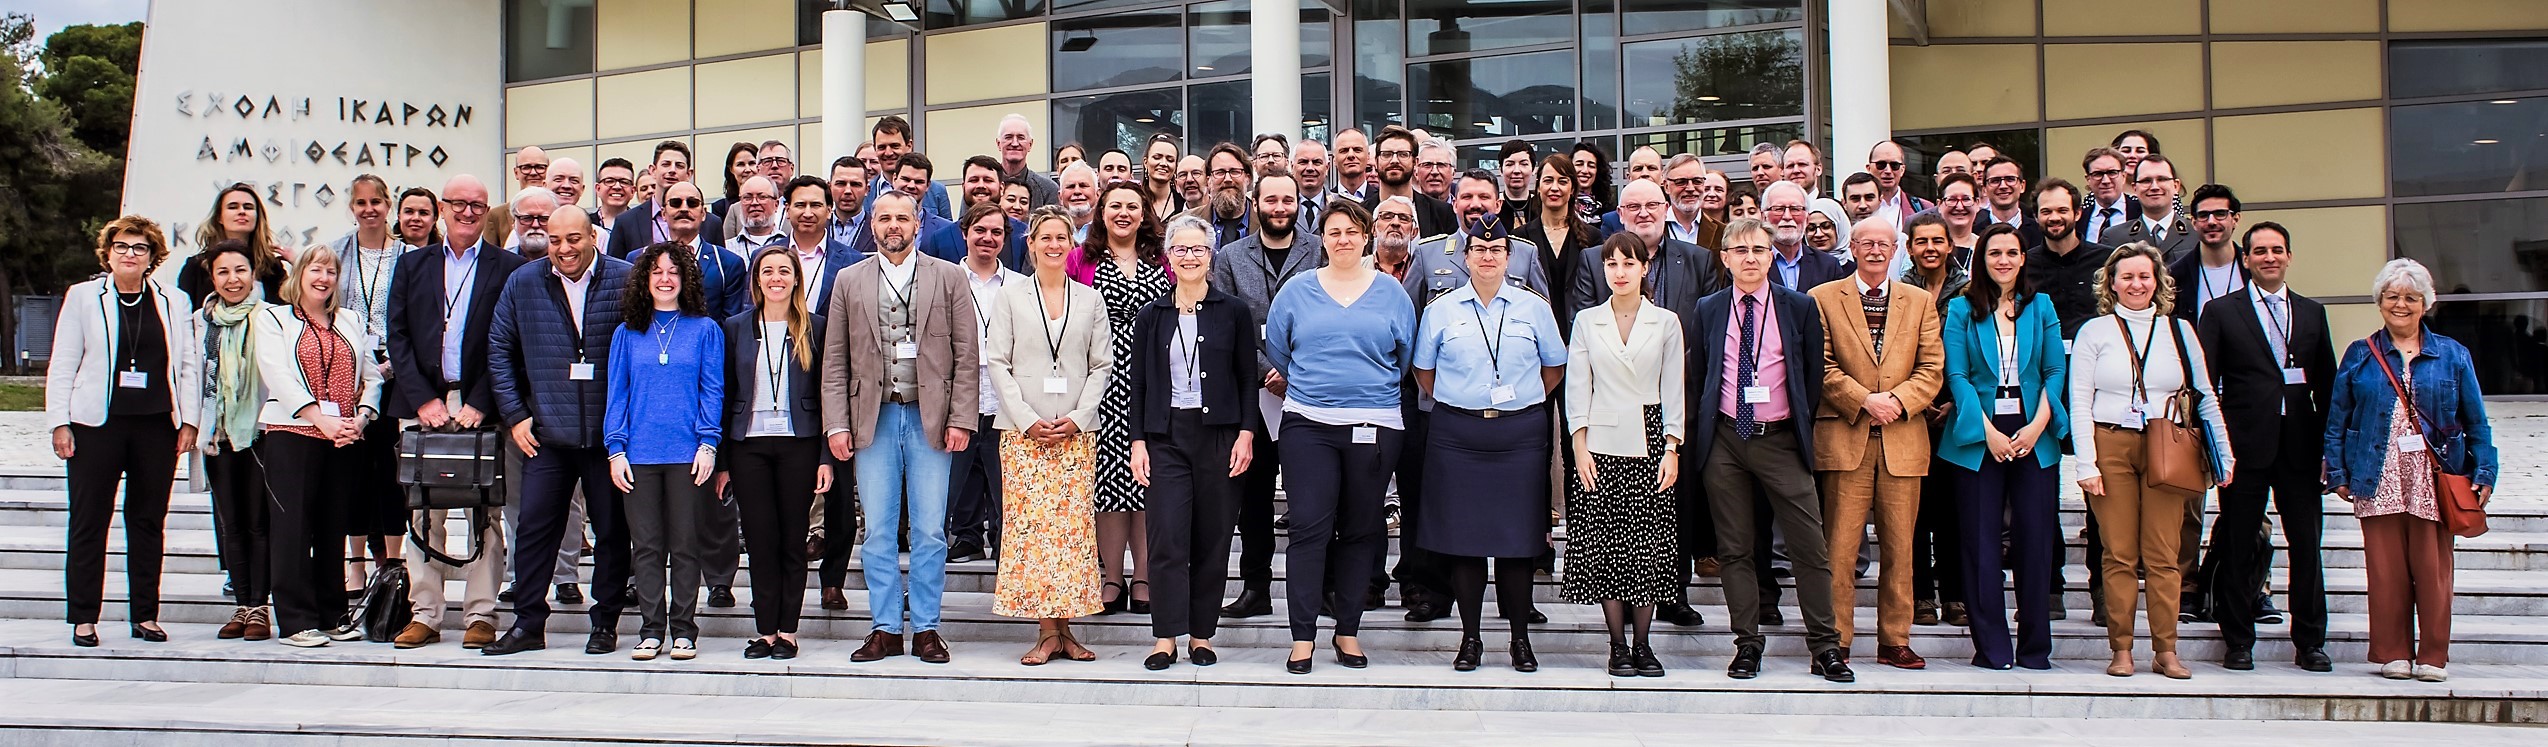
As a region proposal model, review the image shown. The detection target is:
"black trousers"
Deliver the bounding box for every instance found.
[818,475,859,589]
[2211,417,2329,651]
[509,445,632,635]
[729,436,819,636]
[1144,409,1242,640]
[1280,415,1401,642]
[1912,459,1965,606]
[1236,427,1280,593]
[256,431,351,635]
[1389,407,1447,601]
[204,448,270,609]
[947,413,1002,548]
[63,414,178,625]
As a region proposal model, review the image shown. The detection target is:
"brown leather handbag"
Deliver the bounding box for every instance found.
[2122,317,2216,493]
[2367,335,2488,538]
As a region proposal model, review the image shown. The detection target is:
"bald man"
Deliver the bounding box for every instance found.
[384,174,528,649]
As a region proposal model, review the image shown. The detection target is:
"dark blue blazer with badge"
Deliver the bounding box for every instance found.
[383,240,526,419]
[1681,283,1823,468]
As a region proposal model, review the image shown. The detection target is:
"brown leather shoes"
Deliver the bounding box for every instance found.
[1694,557,1723,578]
[913,631,950,664]
[822,587,850,611]
[462,621,499,649]
[1877,645,1927,670]
[393,621,441,649]
[852,631,903,662]
[241,607,272,642]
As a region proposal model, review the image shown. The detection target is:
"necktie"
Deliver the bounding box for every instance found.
[2099,207,2118,241]
[1736,296,1760,440]
[2264,294,2291,364]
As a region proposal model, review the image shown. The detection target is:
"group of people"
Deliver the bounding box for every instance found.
[48,114,2494,684]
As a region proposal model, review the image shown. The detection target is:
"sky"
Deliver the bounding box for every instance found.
[14,0,147,43]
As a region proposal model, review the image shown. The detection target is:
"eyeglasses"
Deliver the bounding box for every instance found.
[1984,175,2023,186]
[1466,243,1510,255]
[1850,238,1893,250]
[1375,149,1414,160]
[2086,168,2123,180]
[514,164,546,173]
[598,176,634,188]
[108,241,152,257]
[1762,205,1807,215]
[1166,244,1214,257]
[664,197,703,209]
[442,199,490,214]
[1621,201,1669,213]
[1869,160,1905,171]
[741,194,777,203]
[1806,222,1836,233]
[2134,175,2176,186]
[1666,176,1707,188]
[515,214,551,226]
[758,156,793,168]
[2193,208,2236,221]
[1939,196,1977,205]
[1208,168,1249,179]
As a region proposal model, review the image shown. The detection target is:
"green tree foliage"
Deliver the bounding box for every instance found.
[35,21,140,159]
[0,12,127,366]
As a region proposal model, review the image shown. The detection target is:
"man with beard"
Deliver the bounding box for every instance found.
[1498,140,1536,228]
[1057,162,1100,242]
[1206,168,1325,619]
[1764,181,1848,291]
[1370,195,1419,278]
[960,155,1029,269]
[994,114,1060,208]
[1177,143,1256,247]
[1864,140,1930,230]
[1416,140,1458,203]
[1251,133,1290,177]
[2019,177,2109,623]
[1662,155,1711,247]
[1360,126,1455,237]
[504,187,560,261]
[654,181,751,317]
[1330,128,1374,202]
[1407,170,1552,306]
[1840,172,1881,226]
[1173,155,1208,210]
[726,141,796,240]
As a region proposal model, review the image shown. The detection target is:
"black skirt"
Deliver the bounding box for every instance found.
[1417,405,1552,558]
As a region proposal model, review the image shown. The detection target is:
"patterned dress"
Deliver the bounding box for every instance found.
[2364,365,2442,522]
[1092,258,1171,513]
[1560,404,1680,605]
[993,432,1104,618]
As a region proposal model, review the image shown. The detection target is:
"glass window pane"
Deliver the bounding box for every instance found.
[1056,0,1158,11]
[1189,0,1332,78]
[2390,97,2548,198]
[1623,122,1805,162]
[1053,88,1186,158]
[1408,50,1578,141]
[1407,0,1572,56]
[2425,299,2548,395]
[1303,72,1333,143]
[1622,0,1804,36]
[1053,8,1185,92]
[1621,29,1805,128]
[1354,0,1405,134]
[506,0,594,82]
[926,0,1045,30]
[1189,79,1253,149]
[2389,39,2548,99]
[2393,196,2548,296]
[1582,0,1620,131]
[1889,128,2042,200]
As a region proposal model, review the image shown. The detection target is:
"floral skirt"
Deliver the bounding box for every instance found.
[993,431,1104,619]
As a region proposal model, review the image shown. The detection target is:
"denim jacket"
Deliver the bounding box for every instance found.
[2323,329,2497,497]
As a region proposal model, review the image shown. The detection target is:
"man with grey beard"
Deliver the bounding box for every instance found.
[506,187,559,261]
[1370,195,1418,277]
[1057,162,1099,242]
[1177,143,1255,247]
[728,176,786,257]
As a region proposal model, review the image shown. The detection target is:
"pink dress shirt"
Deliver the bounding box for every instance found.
[1718,284,1791,422]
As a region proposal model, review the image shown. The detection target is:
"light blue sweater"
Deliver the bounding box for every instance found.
[604,310,725,465]
[1264,271,1417,411]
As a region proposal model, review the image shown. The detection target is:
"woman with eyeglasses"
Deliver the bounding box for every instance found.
[1264,199,1418,674]
[985,207,1116,665]
[606,242,726,663]
[49,216,201,648]
[1069,180,1172,615]
[1805,198,1849,261]
[254,244,385,647]
[1130,214,1260,670]
[1937,173,1983,251]
[716,245,831,660]
[177,183,289,306]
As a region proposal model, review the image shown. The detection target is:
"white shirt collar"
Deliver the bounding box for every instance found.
[1853,274,1887,298]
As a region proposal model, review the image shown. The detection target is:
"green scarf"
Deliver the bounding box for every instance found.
[204,298,262,449]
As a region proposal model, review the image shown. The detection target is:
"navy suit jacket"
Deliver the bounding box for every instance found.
[383,240,527,419]
[1682,284,1824,469]
[605,201,724,261]
[793,236,868,314]
[624,237,750,319]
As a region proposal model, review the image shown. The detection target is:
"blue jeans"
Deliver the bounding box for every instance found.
[856,402,954,634]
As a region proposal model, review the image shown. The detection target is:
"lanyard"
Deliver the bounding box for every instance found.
[294,306,344,406]
[1037,283,1071,375]
[1998,326,2019,387]
[756,320,788,410]
[2116,315,2163,406]
[1470,296,1508,383]
[108,290,146,372]
[1174,310,1201,389]
[442,251,479,332]
[2261,294,2294,367]
[357,243,393,342]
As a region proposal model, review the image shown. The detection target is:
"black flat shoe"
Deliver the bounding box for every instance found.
[771,638,799,660]
[1127,581,1151,615]
[1286,656,1313,675]
[1509,638,1538,673]
[71,627,98,648]
[2295,647,2332,672]
[1189,644,1217,666]
[1656,600,1705,627]
[1607,643,1638,677]
[1332,640,1368,669]
[482,630,547,656]
[1812,649,1857,683]
[745,638,774,659]
[129,623,167,643]
[1525,607,1548,625]
[1631,643,1665,677]
[1144,650,1177,671]
[707,585,737,608]
[2224,649,2255,671]
[1452,636,1483,672]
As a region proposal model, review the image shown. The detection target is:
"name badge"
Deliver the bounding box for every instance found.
[895,341,919,359]
[569,363,597,381]
[1995,398,2023,416]
[1742,386,1773,404]
[2397,437,2427,454]
[2063,339,2075,355]
[2282,367,2307,385]
[1042,376,1069,394]
[1260,323,1269,340]
[1351,426,1378,444]
[1490,385,1517,405]
[2120,409,2145,429]
[756,410,790,432]
[318,401,342,418]
[117,370,148,389]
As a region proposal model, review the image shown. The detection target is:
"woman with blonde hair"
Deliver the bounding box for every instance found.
[254,244,385,647]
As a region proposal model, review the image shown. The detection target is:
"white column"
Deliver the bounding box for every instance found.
[1826,0,1891,180]
[1250,0,1302,143]
[822,9,867,168]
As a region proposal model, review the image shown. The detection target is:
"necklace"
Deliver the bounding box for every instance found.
[654,317,676,365]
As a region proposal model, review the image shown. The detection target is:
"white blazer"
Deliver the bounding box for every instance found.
[983,278,1114,433]
[1565,298,1687,458]
[252,304,384,427]
[44,277,201,431]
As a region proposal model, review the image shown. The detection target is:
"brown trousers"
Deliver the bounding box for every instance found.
[2360,512,2454,667]
[2087,426,2199,654]
[1821,432,1921,649]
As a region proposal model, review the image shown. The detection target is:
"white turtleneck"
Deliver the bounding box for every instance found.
[2064,302,2235,480]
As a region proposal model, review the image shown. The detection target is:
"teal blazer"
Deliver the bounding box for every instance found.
[1940,293,2067,471]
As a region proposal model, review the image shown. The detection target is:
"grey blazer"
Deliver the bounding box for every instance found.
[1404,232,1551,309]
[819,253,981,451]
[1208,232,1325,379]
[2100,210,2197,267]
[983,278,1114,432]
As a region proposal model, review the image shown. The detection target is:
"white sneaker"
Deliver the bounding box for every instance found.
[632,638,663,661]
[2380,660,2413,679]
[325,623,365,642]
[2413,664,2448,682]
[281,630,332,648]
[669,638,697,660]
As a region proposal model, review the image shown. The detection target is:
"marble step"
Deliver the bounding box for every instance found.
[1,620,2541,726]
[9,568,2548,664]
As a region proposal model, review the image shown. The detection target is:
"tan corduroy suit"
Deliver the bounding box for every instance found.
[1809,277,1944,651]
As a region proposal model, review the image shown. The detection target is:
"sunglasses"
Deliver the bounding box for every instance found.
[664,197,703,208]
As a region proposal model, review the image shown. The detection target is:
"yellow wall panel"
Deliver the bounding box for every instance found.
[2211,41,2382,109]
[927,104,1048,169]
[520,146,597,208]
[698,125,797,177]
[2242,206,2389,299]
[694,0,795,59]
[596,0,690,71]
[2046,119,2208,187]
[2390,0,2548,32]
[2045,0,2199,36]
[2323,303,2381,342]
[2213,108,2385,202]
[799,51,819,119]
[924,23,1046,105]
[2210,0,2379,33]
[694,54,796,129]
[1923,0,2035,37]
[869,39,911,112]
[2044,43,2203,120]
[506,79,593,149]
[1887,45,2038,131]
[595,67,693,140]
[798,124,822,174]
